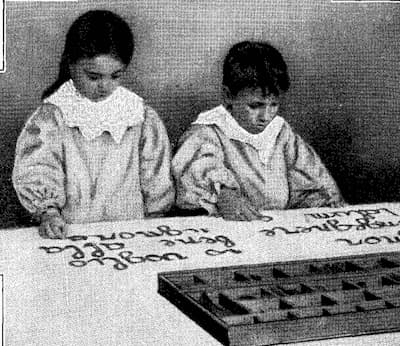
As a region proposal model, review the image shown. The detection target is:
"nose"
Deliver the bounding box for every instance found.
[257,106,269,122]
[99,78,113,93]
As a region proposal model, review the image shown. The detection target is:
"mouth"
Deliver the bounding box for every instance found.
[93,93,110,101]
[249,123,268,134]
[248,125,266,134]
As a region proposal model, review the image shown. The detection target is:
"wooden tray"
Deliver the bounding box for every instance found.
[158,251,400,345]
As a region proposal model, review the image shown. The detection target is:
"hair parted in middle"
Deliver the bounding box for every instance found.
[42,10,134,99]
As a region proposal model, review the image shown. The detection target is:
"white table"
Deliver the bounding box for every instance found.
[2,203,400,346]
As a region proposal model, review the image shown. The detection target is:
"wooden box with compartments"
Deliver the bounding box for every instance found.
[158,252,400,345]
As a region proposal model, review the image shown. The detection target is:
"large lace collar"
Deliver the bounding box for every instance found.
[44,80,144,143]
[193,105,284,162]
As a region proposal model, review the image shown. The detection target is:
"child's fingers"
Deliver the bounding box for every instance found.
[40,224,58,239]
[219,197,262,221]
[223,211,241,221]
[38,224,51,239]
[38,221,66,239]
[53,218,67,239]
[46,224,59,239]
[230,210,254,221]
[243,211,259,221]
[221,206,259,221]
[247,205,263,218]
[49,221,66,239]
[221,208,244,221]
[51,226,65,239]
[240,204,262,221]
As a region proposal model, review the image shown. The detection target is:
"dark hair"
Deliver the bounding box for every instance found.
[42,10,134,99]
[223,41,290,97]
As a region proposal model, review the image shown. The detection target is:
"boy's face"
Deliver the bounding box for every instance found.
[69,54,126,102]
[226,87,280,134]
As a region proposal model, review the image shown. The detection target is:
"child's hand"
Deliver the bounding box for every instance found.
[217,187,262,221]
[39,208,67,239]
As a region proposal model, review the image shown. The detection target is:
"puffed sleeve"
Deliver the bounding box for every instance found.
[172,125,239,214]
[284,125,346,208]
[139,106,175,216]
[12,104,66,217]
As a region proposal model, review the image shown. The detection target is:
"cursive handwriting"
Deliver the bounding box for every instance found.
[159,234,235,248]
[69,257,129,270]
[204,248,242,256]
[66,225,211,242]
[119,251,188,264]
[39,242,126,258]
[69,251,188,270]
[39,244,85,259]
[304,207,398,220]
[336,231,400,246]
[39,224,242,270]
[260,215,400,237]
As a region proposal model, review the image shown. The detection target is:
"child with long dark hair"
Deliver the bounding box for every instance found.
[13,10,174,238]
[173,41,345,221]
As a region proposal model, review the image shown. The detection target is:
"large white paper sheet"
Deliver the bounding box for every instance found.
[2,203,400,345]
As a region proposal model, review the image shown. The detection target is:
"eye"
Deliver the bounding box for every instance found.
[270,102,279,108]
[248,102,263,110]
[111,73,122,80]
[87,73,101,81]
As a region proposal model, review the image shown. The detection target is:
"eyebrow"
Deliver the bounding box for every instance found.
[84,69,125,76]
[248,99,279,107]
[248,101,266,106]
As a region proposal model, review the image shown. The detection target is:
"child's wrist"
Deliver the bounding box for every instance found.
[41,206,61,219]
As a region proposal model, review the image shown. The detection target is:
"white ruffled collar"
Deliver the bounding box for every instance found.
[44,80,144,144]
[193,105,284,154]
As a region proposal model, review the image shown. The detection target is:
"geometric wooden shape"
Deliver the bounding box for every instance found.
[321,295,337,306]
[272,268,289,278]
[342,280,359,290]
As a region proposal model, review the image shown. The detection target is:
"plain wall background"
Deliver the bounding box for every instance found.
[1,0,400,228]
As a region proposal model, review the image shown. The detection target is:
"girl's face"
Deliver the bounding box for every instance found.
[69,54,126,102]
[225,87,280,134]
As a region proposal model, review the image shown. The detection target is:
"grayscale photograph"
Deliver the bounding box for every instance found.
[1,0,400,345]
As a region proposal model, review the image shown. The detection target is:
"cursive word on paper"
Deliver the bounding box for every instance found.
[260,213,400,238]
[39,224,242,270]
[336,230,400,247]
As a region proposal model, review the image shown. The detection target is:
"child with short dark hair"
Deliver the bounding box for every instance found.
[173,41,345,221]
[13,10,175,238]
